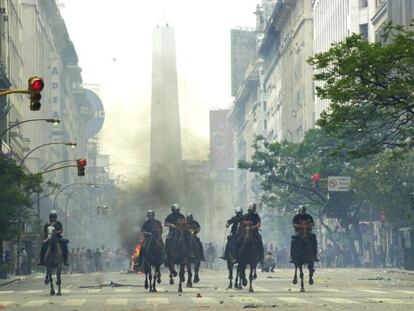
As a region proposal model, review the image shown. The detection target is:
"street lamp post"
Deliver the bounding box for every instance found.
[20,142,76,166]
[0,118,60,147]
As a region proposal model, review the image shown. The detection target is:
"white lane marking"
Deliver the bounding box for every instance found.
[0,301,14,306]
[191,297,217,304]
[182,287,199,292]
[23,300,48,307]
[34,275,44,279]
[231,297,264,304]
[321,298,360,304]
[146,297,169,304]
[105,298,128,305]
[26,290,43,293]
[253,285,271,292]
[0,291,14,294]
[87,289,101,293]
[320,288,344,292]
[395,290,414,295]
[114,288,132,293]
[359,289,389,294]
[278,297,311,304]
[156,287,165,291]
[62,299,87,306]
[368,298,408,304]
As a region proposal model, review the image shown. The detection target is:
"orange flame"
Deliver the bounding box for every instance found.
[130,235,144,272]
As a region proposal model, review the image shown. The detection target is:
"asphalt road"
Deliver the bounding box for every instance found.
[0,268,413,310]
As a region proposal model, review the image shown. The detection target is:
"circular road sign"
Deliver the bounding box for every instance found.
[84,89,105,138]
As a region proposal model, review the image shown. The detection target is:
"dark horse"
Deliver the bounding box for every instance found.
[188,227,202,285]
[142,233,163,292]
[225,236,241,289]
[44,226,64,295]
[291,221,315,292]
[237,221,260,292]
[165,219,191,292]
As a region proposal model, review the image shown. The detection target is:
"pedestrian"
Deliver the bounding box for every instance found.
[94,248,102,272]
[20,248,28,275]
[262,252,276,272]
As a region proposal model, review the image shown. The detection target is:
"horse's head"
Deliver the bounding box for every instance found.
[240,220,254,239]
[47,225,56,241]
[297,220,312,238]
[175,219,188,240]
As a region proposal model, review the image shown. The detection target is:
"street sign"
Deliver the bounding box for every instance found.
[328,176,351,192]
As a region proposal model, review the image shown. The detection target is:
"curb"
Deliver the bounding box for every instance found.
[386,269,414,275]
[0,278,22,287]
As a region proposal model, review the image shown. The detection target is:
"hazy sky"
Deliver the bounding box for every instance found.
[61,0,258,182]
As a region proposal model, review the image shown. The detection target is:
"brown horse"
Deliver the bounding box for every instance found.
[237,220,260,292]
[142,232,163,292]
[291,220,315,292]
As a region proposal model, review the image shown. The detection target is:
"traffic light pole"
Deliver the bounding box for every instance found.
[0,89,32,96]
[38,164,77,175]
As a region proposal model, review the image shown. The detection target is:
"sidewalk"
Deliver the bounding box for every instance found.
[386,268,414,275]
[0,275,24,287]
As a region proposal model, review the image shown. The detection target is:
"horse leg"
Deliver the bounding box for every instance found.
[299,265,305,292]
[227,260,233,289]
[144,264,149,290]
[178,264,184,293]
[235,266,241,289]
[186,263,193,288]
[44,268,49,285]
[241,264,247,287]
[293,265,298,284]
[249,265,254,293]
[49,270,55,295]
[152,266,157,292]
[149,267,153,292]
[193,261,200,283]
[308,261,315,285]
[56,266,62,296]
[156,265,161,284]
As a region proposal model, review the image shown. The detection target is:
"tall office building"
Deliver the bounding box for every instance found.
[150,25,183,203]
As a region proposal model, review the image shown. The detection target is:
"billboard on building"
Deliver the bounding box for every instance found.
[209,110,233,170]
[231,29,256,97]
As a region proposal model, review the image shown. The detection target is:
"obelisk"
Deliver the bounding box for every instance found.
[149,24,183,204]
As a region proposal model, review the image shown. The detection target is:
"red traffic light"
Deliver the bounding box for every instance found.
[312,173,321,182]
[77,159,87,167]
[28,77,44,92]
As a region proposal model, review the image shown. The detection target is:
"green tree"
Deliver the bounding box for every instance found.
[0,155,43,264]
[239,129,365,266]
[308,23,414,157]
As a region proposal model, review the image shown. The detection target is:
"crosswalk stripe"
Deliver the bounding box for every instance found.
[360,289,389,294]
[321,298,359,304]
[182,287,200,292]
[253,285,271,292]
[146,297,169,304]
[34,275,44,279]
[395,290,414,295]
[368,298,406,304]
[105,298,128,305]
[191,297,218,304]
[278,297,311,304]
[156,287,165,292]
[0,301,14,306]
[231,297,264,304]
[0,291,14,294]
[23,300,48,307]
[114,288,132,293]
[26,290,43,293]
[62,299,86,306]
[320,288,344,292]
[87,289,101,293]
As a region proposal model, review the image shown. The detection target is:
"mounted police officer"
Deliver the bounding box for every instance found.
[220,207,243,260]
[290,205,319,262]
[186,213,205,261]
[238,203,264,264]
[38,210,69,266]
[138,210,163,266]
[164,204,185,263]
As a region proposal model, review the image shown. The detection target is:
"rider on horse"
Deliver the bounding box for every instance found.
[164,204,185,263]
[38,210,69,266]
[220,207,243,260]
[290,205,319,262]
[186,213,205,261]
[238,203,264,264]
[138,210,163,265]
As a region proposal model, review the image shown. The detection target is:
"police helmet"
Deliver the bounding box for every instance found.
[298,205,306,214]
[235,207,243,215]
[171,204,180,213]
[147,210,155,219]
[247,202,257,213]
[49,210,58,219]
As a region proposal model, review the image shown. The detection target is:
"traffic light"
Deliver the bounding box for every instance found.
[76,158,87,176]
[28,76,44,111]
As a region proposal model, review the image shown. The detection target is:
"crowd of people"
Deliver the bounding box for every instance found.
[68,246,129,274]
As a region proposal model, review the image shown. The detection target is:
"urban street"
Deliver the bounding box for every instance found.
[0,268,413,310]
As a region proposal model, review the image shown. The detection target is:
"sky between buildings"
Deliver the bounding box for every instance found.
[61,0,258,182]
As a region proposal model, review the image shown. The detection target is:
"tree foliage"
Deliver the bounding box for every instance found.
[308,23,414,157]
